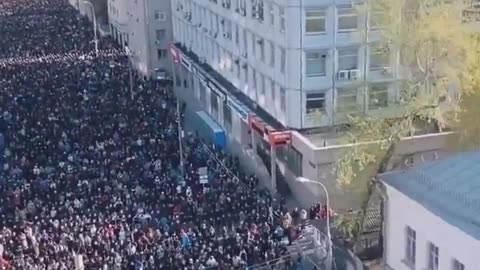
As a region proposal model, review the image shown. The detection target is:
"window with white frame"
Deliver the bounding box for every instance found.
[279,7,285,31]
[258,38,265,62]
[257,0,264,21]
[306,92,326,114]
[240,0,246,14]
[235,25,239,44]
[453,259,465,270]
[336,87,360,112]
[338,47,358,70]
[280,47,286,74]
[369,83,388,109]
[427,242,439,270]
[280,87,286,112]
[404,226,416,268]
[243,29,248,54]
[155,29,166,41]
[252,69,257,91]
[154,11,166,21]
[337,5,358,32]
[369,44,389,70]
[251,32,256,57]
[269,3,275,26]
[269,41,275,67]
[228,52,234,72]
[211,92,219,119]
[306,10,326,34]
[223,103,232,132]
[270,78,276,101]
[305,51,327,77]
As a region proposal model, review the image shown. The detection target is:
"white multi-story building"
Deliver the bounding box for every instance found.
[106,0,173,77]
[169,0,452,210]
[381,151,480,270]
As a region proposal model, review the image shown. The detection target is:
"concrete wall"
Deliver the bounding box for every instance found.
[282,131,455,211]
[384,185,479,270]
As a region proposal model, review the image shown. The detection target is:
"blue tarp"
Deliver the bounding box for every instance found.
[193,111,226,150]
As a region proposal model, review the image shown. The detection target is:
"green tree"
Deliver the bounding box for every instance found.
[334,0,479,248]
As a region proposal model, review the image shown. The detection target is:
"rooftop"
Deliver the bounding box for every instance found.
[381,150,480,240]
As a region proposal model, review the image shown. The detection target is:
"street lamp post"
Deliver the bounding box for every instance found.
[296,177,332,270]
[83,0,99,55]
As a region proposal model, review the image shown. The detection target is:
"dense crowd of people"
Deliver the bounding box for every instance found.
[0,1,325,269]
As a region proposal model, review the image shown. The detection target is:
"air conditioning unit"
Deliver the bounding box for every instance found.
[256,39,263,45]
[223,32,230,38]
[220,19,225,24]
[337,70,349,80]
[241,52,247,58]
[199,57,206,63]
[349,69,360,80]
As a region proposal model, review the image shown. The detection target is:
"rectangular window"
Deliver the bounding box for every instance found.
[235,25,239,44]
[154,11,166,21]
[280,47,286,74]
[252,69,257,91]
[269,41,275,67]
[155,29,166,41]
[405,226,416,268]
[306,51,327,77]
[260,74,266,97]
[211,91,219,118]
[270,78,276,101]
[453,259,465,270]
[280,87,286,112]
[259,39,265,62]
[369,84,389,109]
[428,242,439,270]
[306,10,326,34]
[228,52,234,72]
[251,32,256,57]
[370,44,389,70]
[306,93,326,114]
[242,29,248,54]
[337,5,358,31]
[279,7,285,31]
[223,103,232,133]
[199,83,207,107]
[157,49,167,59]
[269,3,275,26]
[244,65,249,83]
[338,47,358,70]
[337,87,360,112]
[257,0,264,21]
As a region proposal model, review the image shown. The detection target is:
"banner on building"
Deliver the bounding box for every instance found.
[268,131,291,146]
[168,44,180,64]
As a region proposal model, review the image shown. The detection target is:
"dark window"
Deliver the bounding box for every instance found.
[306,93,326,114]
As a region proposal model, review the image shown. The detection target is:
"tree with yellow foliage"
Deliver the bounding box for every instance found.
[333,0,480,248]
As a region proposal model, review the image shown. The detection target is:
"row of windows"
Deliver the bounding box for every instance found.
[404,226,465,270]
[174,1,287,73]
[202,0,286,32]
[305,84,389,115]
[305,5,383,35]
[305,45,390,78]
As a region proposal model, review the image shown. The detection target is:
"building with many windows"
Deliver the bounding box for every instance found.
[169,0,453,210]
[381,150,480,270]
[106,0,173,77]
